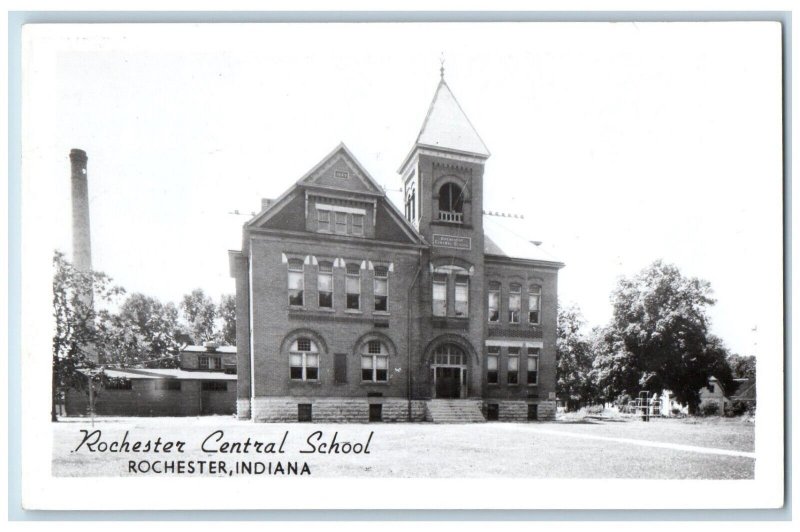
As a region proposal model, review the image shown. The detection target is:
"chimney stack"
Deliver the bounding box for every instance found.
[70,149,92,273]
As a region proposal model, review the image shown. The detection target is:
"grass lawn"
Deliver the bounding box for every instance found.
[51,415,755,479]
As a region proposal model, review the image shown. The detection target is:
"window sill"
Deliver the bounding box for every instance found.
[288,305,306,311]
[527,384,539,387]
[345,309,363,315]
[373,311,391,316]
[289,380,321,384]
[360,381,389,386]
[315,307,335,313]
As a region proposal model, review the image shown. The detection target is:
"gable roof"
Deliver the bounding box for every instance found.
[400,79,490,171]
[731,378,756,401]
[247,143,383,229]
[245,143,426,246]
[483,214,563,266]
[297,142,386,195]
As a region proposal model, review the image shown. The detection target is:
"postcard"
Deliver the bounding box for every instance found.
[18,20,784,511]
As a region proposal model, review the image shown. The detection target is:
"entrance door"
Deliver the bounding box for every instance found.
[435,367,461,398]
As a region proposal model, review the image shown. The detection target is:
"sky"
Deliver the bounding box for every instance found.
[22,22,783,359]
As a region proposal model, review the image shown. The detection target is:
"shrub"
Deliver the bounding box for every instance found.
[729,400,755,417]
[700,402,720,416]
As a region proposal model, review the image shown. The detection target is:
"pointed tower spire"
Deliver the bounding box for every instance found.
[398,74,490,172]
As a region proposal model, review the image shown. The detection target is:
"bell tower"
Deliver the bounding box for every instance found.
[399,71,491,400]
[398,72,490,265]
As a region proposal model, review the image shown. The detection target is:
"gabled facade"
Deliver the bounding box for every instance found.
[230,76,564,423]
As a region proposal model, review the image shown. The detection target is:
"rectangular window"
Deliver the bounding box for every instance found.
[106,379,132,391]
[509,284,521,323]
[346,263,361,310]
[374,266,388,312]
[527,348,540,385]
[201,381,227,392]
[334,353,347,384]
[488,282,500,322]
[290,352,319,381]
[432,273,447,317]
[454,275,469,317]
[352,214,364,236]
[486,403,499,421]
[528,404,539,421]
[298,403,312,422]
[335,212,348,234]
[288,259,304,306]
[155,380,181,391]
[361,355,388,382]
[318,262,333,309]
[487,350,499,385]
[369,403,383,422]
[317,209,331,232]
[528,285,541,324]
[209,357,221,370]
[198,356,209,370]
[507,350,519,385]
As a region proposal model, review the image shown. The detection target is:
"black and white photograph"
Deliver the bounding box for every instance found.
[17,19,784,511]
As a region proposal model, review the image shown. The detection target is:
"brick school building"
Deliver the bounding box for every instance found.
[229,75,564,423]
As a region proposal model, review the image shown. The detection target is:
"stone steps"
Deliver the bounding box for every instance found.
[425,399,486,423]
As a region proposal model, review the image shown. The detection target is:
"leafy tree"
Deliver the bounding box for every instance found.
[590,325,641,403]
[218,294,237,346]
[728,353,756,380]
[180,288,217,343]
[52,251,124,421]
[605,260,733,413]
[556,304,598,410]
[104,293,183,368]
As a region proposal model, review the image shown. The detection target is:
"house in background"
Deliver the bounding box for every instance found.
[698,376,731,415]
[229,74,564,423]
[730,377,756,406]
[64,344,237,417]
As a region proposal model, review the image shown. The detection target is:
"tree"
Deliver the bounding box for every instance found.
[556,304,598,410]
[52,251,124,421]
[180,288,217,343]
[218,294,236,346]
[728,353,756,380]
[605,260,733,413]
[106,293,183,367]
[590,325,641,404]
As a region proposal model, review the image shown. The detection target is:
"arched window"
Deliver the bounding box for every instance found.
[361,340,388,382]
[438,182,464,222]
[433,344,466,366]
[289,337,319,381]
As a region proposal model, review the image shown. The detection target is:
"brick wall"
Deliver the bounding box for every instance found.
[249,233,421,401]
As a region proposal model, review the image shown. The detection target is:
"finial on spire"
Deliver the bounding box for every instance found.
[439,53,445,79]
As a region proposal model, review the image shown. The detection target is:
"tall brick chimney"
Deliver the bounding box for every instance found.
[69,149,92,273]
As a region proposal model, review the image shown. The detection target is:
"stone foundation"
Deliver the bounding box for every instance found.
[237,398,251,419]
[250,397,426,423]
[482,400,557,421]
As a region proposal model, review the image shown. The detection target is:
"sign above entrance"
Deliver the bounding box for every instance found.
[433,233,472,250]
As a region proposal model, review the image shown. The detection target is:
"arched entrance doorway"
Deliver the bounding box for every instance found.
[431,344,468,399]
